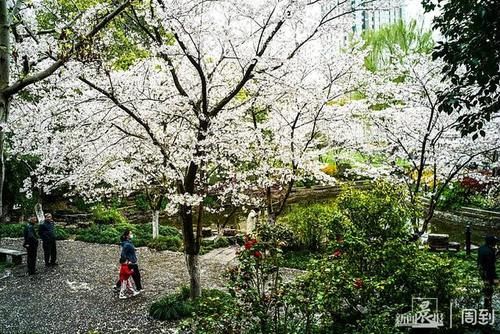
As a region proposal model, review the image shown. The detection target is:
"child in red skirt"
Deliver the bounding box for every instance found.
[119,257,140,299]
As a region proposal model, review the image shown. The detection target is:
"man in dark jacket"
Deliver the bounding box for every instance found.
[39,213,57,266]
[23,216,39,275]
[478,235,498,310]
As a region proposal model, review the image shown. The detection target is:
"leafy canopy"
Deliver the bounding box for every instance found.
[422,0,500,138]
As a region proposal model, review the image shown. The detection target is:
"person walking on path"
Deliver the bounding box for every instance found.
[119,229,143,291]
[23,216,39,275]
[118,257,140,299]
[39,213,58,266]
[478,235,498,310]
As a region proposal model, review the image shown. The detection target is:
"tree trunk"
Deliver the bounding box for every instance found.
[152,210,159,239]
[266,186,275,225]
[0,0,10,218]
[185,253,201,299]
[420,196,438,234]
[180,204,201,299]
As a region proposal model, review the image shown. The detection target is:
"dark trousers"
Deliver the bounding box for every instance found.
[116,263,142,290]
[129,263,142,290]
[42,239,57,265]
[26,243,38,274]
[484,281,494,310]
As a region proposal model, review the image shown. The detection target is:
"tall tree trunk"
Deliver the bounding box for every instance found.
[152,209,159,239]
[180,204,201,299]
[420,196,438,234]
[266,186,275,224]
[0,0,10,218]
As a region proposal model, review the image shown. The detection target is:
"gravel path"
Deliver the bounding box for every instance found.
[0,238,232,334]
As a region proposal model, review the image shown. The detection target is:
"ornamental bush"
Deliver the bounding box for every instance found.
[146,235,182,251]
[283,202,346,251]
[149,287,193,321]
[92,205,128,225]
[198,183,482,333]
[0,223,25,238]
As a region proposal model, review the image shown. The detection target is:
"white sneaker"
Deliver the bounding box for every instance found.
[119,294,128,299]
[132,290,141,296]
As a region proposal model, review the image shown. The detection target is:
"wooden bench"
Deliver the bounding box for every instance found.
[0,248,27,265]
[428,234,449,251]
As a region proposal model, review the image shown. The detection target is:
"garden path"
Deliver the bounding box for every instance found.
[0,238,230,334]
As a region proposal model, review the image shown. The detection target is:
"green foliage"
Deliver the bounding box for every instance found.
[182,289,237,334]
[146,235,182,251]
[3,155,41,216]
[134,194,150,212]
[337,181,416,244]
[0,222,68,240]
[281,249,320,270]
[361,20,434,72]
[0,223,25,238]
[75,224,121,244]
[149,288,194,321]
[256,223,297,250]
[74,221,181,247]
[192,184,483,333]
[54,226,69,240]
[282,202,346,251]
[92,205,128,225]
[422,0,500,136]
[151,286,236,329]
[438,181,468,210]
[200,237,231,255]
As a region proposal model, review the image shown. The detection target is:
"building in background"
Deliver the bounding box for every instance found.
[320,0,433,48]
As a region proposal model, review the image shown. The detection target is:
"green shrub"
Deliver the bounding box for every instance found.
[256,223,298,250]
[159,225,181,237]
[134,194,150,212]
[147,235,182,251]
[438,181,468,210]
[196,183,482,333]
[281,249,320,270]
[182,289,237,334]
[75,224,123,244]
[0,223,25,238]
[73,221,182,246]
[213,236,230,248]
[54,226,69,240]
[200,237,231,254]
[282,202,345,251]
[92,205,127,225]
[150,289,193,321]
[337,182,415,245]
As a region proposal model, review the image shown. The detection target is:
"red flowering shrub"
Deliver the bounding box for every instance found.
[244,238,257,250]
[353,278,364,289]
[460,176,484,193]
[253,250,262,258]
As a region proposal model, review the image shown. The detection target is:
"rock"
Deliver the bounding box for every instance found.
[201,227,213,237]
[222,228,237,236]
[77,221,91,229]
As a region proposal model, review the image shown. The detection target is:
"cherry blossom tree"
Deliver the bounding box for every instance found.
[350,52,500,233]
[0,0,133,217]
[11,0,386,298]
